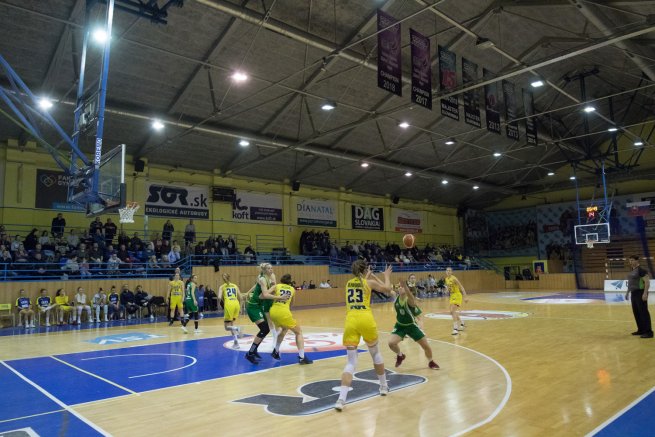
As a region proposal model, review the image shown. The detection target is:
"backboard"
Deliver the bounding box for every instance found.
[574,222,610,247]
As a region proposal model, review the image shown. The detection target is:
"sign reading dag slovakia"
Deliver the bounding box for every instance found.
[352,205,384,230]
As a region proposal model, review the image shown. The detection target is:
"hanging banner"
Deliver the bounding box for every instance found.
[377,10,402,96]
[35,169,85,211]
[392,209,423,233]
[410,28,431,110]
[438,45,459,121]
[295,198,337,227]
[232,190,283,222]
[483,68,501,134]
[502,80,520,141]
[626,201,651,217]
[523,89,537,145]
[351,205,384,230]
[145,182,209,219]
[462,57,481,128]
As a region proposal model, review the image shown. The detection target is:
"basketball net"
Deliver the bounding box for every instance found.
[586,241,594,249]
[118,201,139,223]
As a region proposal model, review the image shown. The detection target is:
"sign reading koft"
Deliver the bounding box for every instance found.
[351,205,384,230]
[295,198,337,227]
[233,190,283,222]
[145,182,209,219]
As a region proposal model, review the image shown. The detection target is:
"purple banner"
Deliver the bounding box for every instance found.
[410,29,431,110]
[462,58,481,128]
[438,45,459,121]
[502,80,520,141]
[483,69,501,134]
[523,89,537,145]
[377,10,402,96]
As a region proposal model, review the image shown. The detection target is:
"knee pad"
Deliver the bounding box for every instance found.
[256,321,270,339]
[369,343,384,365]
[343,348,358,375]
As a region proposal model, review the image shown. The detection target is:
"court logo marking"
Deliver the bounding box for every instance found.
[233,369,426,416]
[86,333,165,345]
[424,310,528,320]
[225,332,359,353]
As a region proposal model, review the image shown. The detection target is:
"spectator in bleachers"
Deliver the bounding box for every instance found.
[51,213,66,238]
[38,230,51,247]
[227,235,237,255]
[117,230,130,248]
[10,235,21,252]
[184,220,196,246]
[90,217,103,236]
[135,285,154,320]
[79,257,91,277]
[107,253,122,276]
[308,280,316,289]
[24,228,38,251]
[148,255,160,271]
[144,242,155,261]
[61,256,79,278]
[130,233,143,251]
[170,240,181,263]
[31,252,48,277]
[89,243,103,272]
[104,218,117,245]
[120,284,138,319]
[163,220,174,242]
[319,280,330,289]
[93,228,105,249]
[104,244,117,260]
[244,245,256,263]
[75,242,89,260]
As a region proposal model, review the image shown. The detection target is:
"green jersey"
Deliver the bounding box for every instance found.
[247,274,271,307]
[184,283,196,303]
[394,295,422,326]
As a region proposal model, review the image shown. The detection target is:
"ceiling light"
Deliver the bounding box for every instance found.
[634,139,644,146]
[231,71,248,82]
[404,171,412,177]
[473,185,479,190]
[583,105,596,113]
[361,162,369,168]
[569,176,576,180]
[37,98,53,111]
[239,139,250,147]
[475,37,495,49]
[493,152,502,157]
[441,179,448,185]
[321,102,336,111]
[547,172,555,176]
[398,122,410,129]
[92,28,109,44]
[444,139,456,145]
[608,127,618,132]
[530,80,544,88]
[151,119,164,131]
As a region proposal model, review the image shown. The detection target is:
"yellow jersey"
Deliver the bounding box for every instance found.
[345,276,371,313]
[55,295,70,306]
[445,276,461,294]
[220,282,240,302]
[169,280,184,297]
[272,284,295,309]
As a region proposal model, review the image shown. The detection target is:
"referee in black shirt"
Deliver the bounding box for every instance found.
[625,255,652,338]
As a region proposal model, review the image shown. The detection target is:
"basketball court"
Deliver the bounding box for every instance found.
[1,291,653,436]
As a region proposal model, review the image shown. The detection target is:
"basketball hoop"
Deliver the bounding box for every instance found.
[586,241,594,249]
[118,201,139,223]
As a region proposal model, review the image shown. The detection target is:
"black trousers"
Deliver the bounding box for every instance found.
[630,289,652,334]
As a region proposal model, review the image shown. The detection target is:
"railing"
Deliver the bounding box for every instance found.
[255,235,284,253]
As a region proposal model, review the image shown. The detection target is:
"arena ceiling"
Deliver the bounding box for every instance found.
[1,0,654,208]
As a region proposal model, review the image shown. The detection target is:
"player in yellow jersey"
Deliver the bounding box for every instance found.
[268,274,313,364]
[335,260,392,411]
[445,267,468,335]
[168,272,185,327]
[219,272,244,348]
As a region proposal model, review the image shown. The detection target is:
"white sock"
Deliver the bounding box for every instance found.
[453,322,458,329]
[271,326,278,344]
[298,348,305,359]
[338,386,350,401]
[397,352,403,357]
[378,373,387,386]
[227,326,239,341]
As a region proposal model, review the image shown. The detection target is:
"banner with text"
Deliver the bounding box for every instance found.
[295,198,337,227]
[35,169,84,211]
[483,68,501,134]
[377,10,402,96]
[351,205,384,230]
[233,190,283,223]
[503,80,520,141]
[410,28,431,110]
[145,182,209,218]
[523,89,537,145]
[392,209,423,233]
[462,57,481,128]
[439,45,459,121]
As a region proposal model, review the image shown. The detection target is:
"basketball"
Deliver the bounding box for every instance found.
[402,234,415,248]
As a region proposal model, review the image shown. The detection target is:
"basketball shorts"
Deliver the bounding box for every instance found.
[270,306,296,329]
[184,300,198,313]
[343,312,378,347]
[261,299,273,313]
[246,303,265,323]
[170,296,183,310]
[223,301,240,321]
[449,292,462,306]
[391,322,425,341]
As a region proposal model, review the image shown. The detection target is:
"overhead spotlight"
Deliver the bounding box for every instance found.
[444,139,456,145]
[321,101,336,111]
[493,152,502,157]
[547,171,555,176]
[151,119,165,131]
[231,71,248,82]
[634,139,644,146]
[404,171,412,177]
[239,139,250,147]
[441,179,449,185]
[530,80,544,88]
[583,105,596,113]
[569,176,576,180]
[360,162,369,168]
[37,98,53,111]
[398,121,410,129]
[92,28,109,44]
[475,37,495,49]
[473,185,479,190]
[608,127,618,132]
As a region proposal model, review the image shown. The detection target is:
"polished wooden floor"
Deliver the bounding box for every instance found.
[1,291,654,437]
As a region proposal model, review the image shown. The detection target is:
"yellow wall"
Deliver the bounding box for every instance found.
[0,140,459,252]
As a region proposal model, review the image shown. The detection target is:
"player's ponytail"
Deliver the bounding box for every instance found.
[352,259,367,277]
